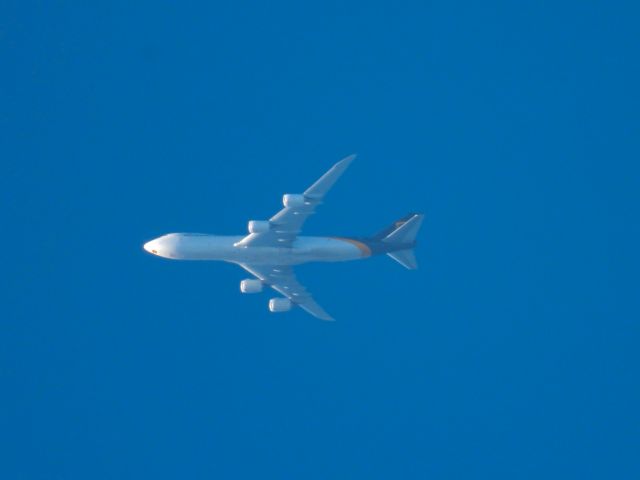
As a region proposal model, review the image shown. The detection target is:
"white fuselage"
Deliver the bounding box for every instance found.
[143,233,368,265]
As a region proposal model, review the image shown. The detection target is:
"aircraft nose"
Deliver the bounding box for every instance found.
[143,240,159,255]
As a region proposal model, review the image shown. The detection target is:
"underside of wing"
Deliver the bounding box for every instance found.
[239,264,334,321]
[234,154,356,248]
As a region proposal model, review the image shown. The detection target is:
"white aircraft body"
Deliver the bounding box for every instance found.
[143,155,423,320]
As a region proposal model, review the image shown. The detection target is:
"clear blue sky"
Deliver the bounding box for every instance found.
[3,2,639,479]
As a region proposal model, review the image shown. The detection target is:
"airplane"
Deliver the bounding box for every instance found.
[143,155,424,321]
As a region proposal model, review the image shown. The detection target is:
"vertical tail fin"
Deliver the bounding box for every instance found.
[374,213,424,244]
[373,213,421,241]
[373,213,424,269]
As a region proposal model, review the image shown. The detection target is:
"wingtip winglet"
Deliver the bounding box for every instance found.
[338,153,357,167]
[305,154,357,199]
[298,302,335,322]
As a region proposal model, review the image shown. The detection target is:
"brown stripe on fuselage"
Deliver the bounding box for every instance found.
[331,237,372,257]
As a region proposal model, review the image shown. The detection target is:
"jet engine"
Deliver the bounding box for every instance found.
[240,279,262,293]
[269,298,292,313]
[282,194,306,208]
[248,220,270,234]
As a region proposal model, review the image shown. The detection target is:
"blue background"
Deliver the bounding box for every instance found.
[3,2,639,478]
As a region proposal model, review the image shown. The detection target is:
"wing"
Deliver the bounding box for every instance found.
[234,154,356,248]
[239,264,334,321]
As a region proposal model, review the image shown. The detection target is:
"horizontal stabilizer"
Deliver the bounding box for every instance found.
[387,249,418,270]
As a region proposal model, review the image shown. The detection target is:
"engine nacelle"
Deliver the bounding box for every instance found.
[269,298,292,313]
[248,220,270,234]
[240,279,263,294]
[282,194,306,208]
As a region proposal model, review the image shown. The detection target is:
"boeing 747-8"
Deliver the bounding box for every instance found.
[143,155,423,320]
